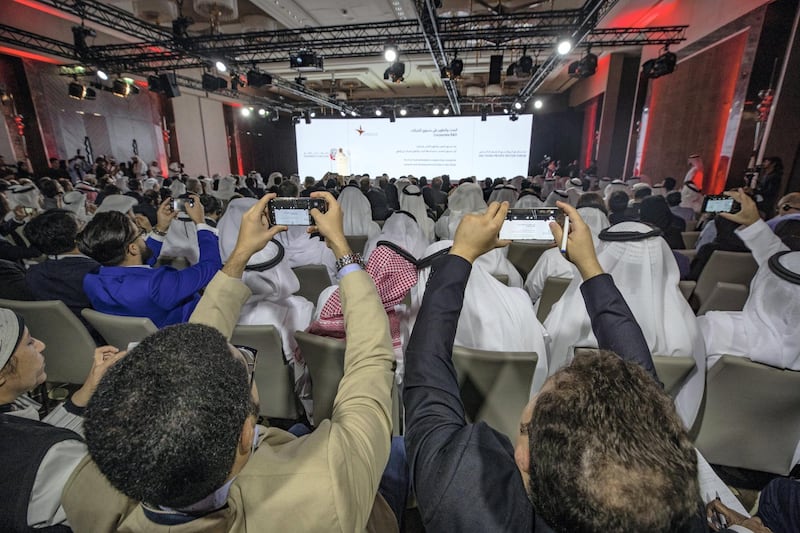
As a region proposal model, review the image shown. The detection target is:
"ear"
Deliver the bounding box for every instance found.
[126,241,140,258]
[238,416,255,455]
[514,440,530,473]
[0,374,7,389]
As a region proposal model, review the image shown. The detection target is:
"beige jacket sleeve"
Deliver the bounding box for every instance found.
[326,269,395,531]
[188,271,252,339]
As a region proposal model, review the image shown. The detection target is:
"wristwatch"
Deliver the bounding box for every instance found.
[335,252,365,271]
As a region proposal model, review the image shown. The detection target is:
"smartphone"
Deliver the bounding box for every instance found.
[701,195,740,214]
[499,208,563,241]
[172,197,194,212]
[268,197,327,226]
[23,207,36,216]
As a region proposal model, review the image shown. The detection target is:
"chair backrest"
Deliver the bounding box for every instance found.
[345,235,368,255]
[0,298,95,384]
[678,280,696,301]
[692,356,800,475]
[292,265,332,305]
[294,331,347,423]
[682,231,701,249]
[536,276,571,323]
[491,274,509,286]
[692,251,758,311]
[507,242,555,279]
[696,282,749,316]
[81,309,157,349]
[652,355,697,397]
[451,345,538,440]
[232,325,299,420]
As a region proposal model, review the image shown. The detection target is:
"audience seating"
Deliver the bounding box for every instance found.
[0,298,95,384]
[345,235,368,255]
[682,231,701,249]
[292,265,332,305]
[675,249,698,261]
[232,325,299,420]
[81,309,157,349]
[507,242,555,279]
[295,330,401,434]
[678,280,696,301]
[491,274,509,286]
[690,251,758,311]
[685,220,698,232]
[536,276,571,323]
[692,356,800,475]
[696,282,749,316]
[451,345,538,440]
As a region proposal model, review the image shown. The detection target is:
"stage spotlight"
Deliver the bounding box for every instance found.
[304,110,311,124]
[112,78,137,97]
[517,54,534,75]
[399,107,408,116]
[534,99,543,110]
[642,48,677,79]
[375,108,383,116]
[350,110,358,117]
[384,43,398,62]
[68,81,95,100]
[340,110,347,117]
[215,60,227,73]
[383,61,405,83]
[96,69,108,81]
[257,108,267,117]
[290,50,324,71]
[449,53,463,78]
[390,108,396,123]
[510,114,519,122]
[443,107,450,115]
[557,39,572,55]
[514,101,523,110]
[503,107,509,114]
[247,70,273,88]
[241,107,251,117]
[480,107,487,121]
[432,106,440,115]
[310,111,316,118]
[201,73,227,91]
[568,50,598,79]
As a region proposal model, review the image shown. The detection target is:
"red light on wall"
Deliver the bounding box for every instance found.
[0,46,62,65]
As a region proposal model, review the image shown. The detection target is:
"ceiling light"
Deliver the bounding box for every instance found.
[257,108,266,117]
[375,108,383,116]
[568,50,598,79]
[384,43,398,63]
[247,70,273,88]
[642,47,677,79]
[557,39,572,55]
[96,69,108,81]
[514,101,523,110]
[340,110,346,117]
[503,107,509,114]
[443,107,450,115]
[534,99,543,109]
[68,81,96,100]
[310,111,316,118]
[241,107,251,117]
[350,110,357,116]
[399,108,407,116]
[215,60,227,72]
[112,78,138,98]
[433,107,440,115]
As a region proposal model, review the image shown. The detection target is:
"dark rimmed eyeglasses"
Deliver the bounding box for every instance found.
[780,203,800,213]
[234,345,258,387]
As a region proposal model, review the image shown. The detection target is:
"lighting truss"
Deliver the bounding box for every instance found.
[415,0,460,115]
[0,23,79,61]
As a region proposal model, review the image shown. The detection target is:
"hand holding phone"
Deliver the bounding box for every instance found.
[702,195,740,214]
[268,197,327,226]
[172,197,194,212]
[499,208,563,241]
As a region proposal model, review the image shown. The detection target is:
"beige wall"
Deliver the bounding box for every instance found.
[172,94,231,177]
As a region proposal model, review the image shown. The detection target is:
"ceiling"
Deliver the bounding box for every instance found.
[2,0,685,112]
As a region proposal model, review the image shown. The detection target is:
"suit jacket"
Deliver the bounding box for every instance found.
[63,268,397,532]
[403,254,661,532]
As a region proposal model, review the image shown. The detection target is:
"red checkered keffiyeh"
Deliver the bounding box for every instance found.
[307,245,418,353]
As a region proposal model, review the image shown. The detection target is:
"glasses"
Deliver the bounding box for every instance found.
[234,345,258,388]
[781,204,800,212]
[127,226,147,245]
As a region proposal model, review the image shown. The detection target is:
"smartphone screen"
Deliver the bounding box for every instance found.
[702,195,736,213]
[268,198,326,226]
[500,208,561,240]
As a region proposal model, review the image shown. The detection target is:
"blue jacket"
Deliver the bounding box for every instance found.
[83,229,221,328]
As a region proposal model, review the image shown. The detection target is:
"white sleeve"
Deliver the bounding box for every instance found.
[41,403,85,436]
[736,219,789,266]
[27,439,88,528]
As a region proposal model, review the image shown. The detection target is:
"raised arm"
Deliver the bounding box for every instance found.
[551,201,659,383]
[723,189,788,266]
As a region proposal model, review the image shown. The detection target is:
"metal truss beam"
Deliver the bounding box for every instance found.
[415,0,461,115]
[0,23,79,61]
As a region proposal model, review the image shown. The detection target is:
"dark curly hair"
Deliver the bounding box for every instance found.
[84,323,252,508]
[24,209,78,255]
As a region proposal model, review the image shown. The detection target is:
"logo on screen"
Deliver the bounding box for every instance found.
[356,125,365,136]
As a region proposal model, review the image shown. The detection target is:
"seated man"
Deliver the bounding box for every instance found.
[404,201,708,532]
[78,194,221,327]
[62,192,400,532]
[0,308,124,530]
[23,209,100,335]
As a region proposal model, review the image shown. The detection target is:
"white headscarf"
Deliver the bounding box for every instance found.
[217,198,313,359]
[62,191,91,223]
[7,184,41,210]
[337,186,380,237]
[544,189,569,207]
[160,217,199,264]
[212,175,237,201]
[363,210,429,262]
[524,207,610,303]
[541,222,706,428]
[398,185,434,243]
[603,179,629,201]
[410,241,546,357]
[169,180,187,197]
[435,182,486,240]
[515,194,544,209]
[267,172,283,189]
[115,174,130,193]
[274,225,337,283]
[488,185,518,205]
[699,224,800,369]
[142,178,159,192]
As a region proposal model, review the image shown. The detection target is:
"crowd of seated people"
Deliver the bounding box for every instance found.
[1,151,799,533]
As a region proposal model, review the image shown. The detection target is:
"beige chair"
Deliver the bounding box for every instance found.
[451,345,538,440]
[696,282,749,316]
[692,356,800,475]
[691,251,758,312]
[507,242,555,279]
[295,331,401,433]
[0,298,95,384]
[681,231,701,249]
[652,356,697,397]
[536,276,571,323]
[685,220,698,232]
[81,309,157,349]
[678,280,696,301]
[345,235,368,255]
[232,325,299,420]
[491,274,509,286]
[292,265,332,305]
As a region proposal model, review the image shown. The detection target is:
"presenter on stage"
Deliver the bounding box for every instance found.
[336,147,350,177]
